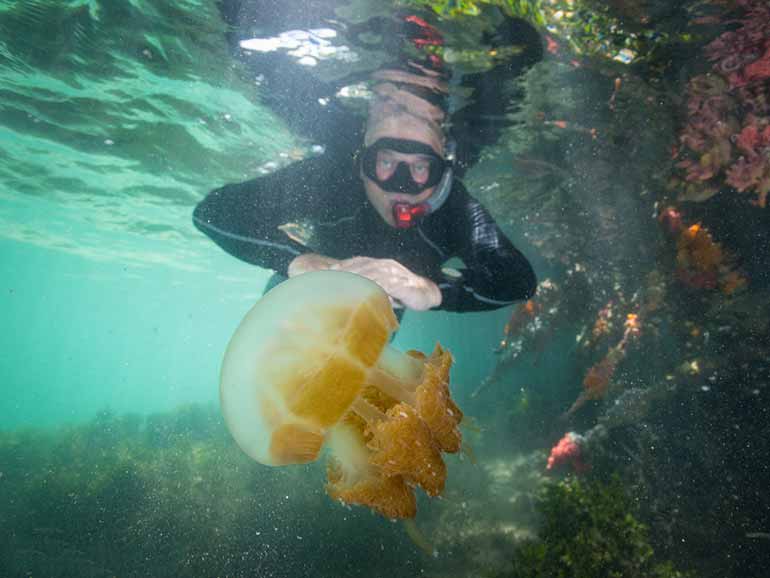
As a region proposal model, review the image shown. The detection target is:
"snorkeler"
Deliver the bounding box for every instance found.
[193,4,541,312]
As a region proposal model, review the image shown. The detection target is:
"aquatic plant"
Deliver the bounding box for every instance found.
[673,0,770,207]
[0,403,417,577]
[566,312,642,416]
[398,0,708,66]
[655,204,747,295]
[503,477,692,578]
[378,4,770,578]
[545,431,586,472]
[476,278,559,398]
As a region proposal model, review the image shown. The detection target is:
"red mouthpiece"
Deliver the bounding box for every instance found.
[393,203,428,228]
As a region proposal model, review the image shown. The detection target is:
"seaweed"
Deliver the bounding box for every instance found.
[503,476,692,578]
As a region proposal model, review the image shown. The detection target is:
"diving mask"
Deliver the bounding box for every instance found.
[361,138,448,195]
[361,138,454,228]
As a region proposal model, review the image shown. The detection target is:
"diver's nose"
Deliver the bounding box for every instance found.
[393,162,412,192]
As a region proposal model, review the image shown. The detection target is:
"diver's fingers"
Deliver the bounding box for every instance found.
[362,267,414,294]
[350,258,413,281]
[335,256,410,273]
[330,256,378,274]
[334,258,412,287]
[331,258,431,308]
[330,261,397,298]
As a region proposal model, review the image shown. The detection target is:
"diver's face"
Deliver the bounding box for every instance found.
[362,97,446,226]
[363,158,436,227]
[363,143,443,227]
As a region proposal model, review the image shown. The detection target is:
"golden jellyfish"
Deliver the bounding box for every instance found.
[220,270,462,519]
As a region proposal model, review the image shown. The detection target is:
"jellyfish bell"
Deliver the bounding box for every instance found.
[219,270,462,518]
[220,270,395,466]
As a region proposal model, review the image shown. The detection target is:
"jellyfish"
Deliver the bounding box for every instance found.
[220,270,462,519]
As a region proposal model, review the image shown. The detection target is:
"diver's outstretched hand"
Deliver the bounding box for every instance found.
[331,257,441,311]
[288,253,441,311]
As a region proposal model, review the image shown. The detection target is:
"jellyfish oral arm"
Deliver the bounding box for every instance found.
[350,397,387,424]
[364,346,425,406]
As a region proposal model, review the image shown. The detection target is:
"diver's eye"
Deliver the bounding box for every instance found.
[376,154,397,180]
[411,161,430,183]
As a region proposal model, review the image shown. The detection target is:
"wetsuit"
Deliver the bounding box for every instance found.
[193,152,536,312]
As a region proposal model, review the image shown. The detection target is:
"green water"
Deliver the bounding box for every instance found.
[0,3,519,575]
[0,0,510,428]
[0,0,272,426]
[2,1,768,577]
[0,237,507,428]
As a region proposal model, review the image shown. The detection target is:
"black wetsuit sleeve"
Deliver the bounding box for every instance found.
[436,184,536,312]
[193,161,323,276]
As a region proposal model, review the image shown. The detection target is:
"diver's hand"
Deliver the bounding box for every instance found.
[331,257,442,311]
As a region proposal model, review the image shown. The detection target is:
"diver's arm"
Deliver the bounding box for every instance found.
[193,167,315,276]
[437,189,537,312]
